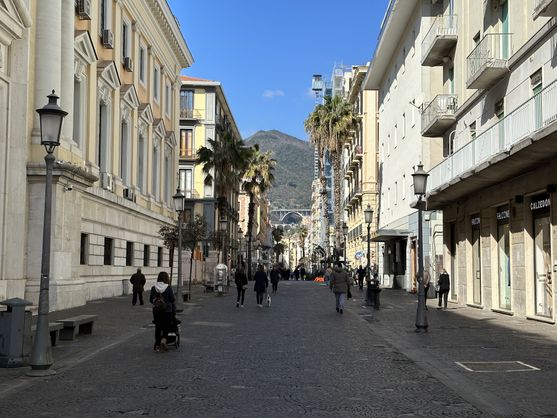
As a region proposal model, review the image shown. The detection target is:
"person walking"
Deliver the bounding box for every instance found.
[423,269,431,310]
[129,268,146,305]
[300,266,306,281]
[234,263,248,308]
[356,265,365,291]
[149,271,175,352]
[437,268,450,310]
[270,264,280,294]
[294,267,300,281]
[324,266,333,288]
[330,262,351,314]
[253,264,268,308]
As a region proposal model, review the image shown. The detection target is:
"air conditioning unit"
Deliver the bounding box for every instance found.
[124,57,133,72]
[76,0,92,20]
[102,29,114,49]
[100,172,114,191]
[123,188,135,202]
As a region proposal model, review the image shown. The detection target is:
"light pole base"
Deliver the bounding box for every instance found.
[414,325,428,333]
[26,367,56,377]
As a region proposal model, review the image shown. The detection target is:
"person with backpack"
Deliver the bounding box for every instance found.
[149,271,175,352]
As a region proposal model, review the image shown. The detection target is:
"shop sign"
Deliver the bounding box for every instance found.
[530,194,550,212]
[355,251,364,259]
[471,216,481,226]
[496,205,510,222]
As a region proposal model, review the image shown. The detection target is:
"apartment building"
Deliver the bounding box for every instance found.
[341,66,380,270]
[179,76,242,267]
[425,0,557,321]
[0,0,192,309]
[364,0,444,291]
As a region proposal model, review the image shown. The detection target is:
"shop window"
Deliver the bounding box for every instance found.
[104,237,114,266]
[80,233,89,265]
[126,241,134,266]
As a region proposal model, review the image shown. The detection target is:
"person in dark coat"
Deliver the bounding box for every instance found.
[235,263,248,308]
[253,264,269,307]
[300,266,306,281]
[294,267,300,281]
[330,262,351,314]
[356,265,366,291]
[437,268,450,310]
[129,268,146,305]
[270,264,280,293]
[149,271,175,352]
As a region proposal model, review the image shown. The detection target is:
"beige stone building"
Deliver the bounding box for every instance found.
[0,0,192,310]
[424,0,557,321]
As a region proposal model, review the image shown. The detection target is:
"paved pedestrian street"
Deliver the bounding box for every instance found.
[1,282,557,417]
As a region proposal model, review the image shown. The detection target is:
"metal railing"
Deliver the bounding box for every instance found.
[179,148,196,159]
[535,0,554,14]
[467,33,512,86]
[422,94,458,132]
[422,14,458,62]
[428,80,557,192]
[180,108,202,119]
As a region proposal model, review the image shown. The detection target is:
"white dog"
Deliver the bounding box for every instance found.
[266,292,272,307]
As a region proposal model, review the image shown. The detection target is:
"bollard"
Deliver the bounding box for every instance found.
[0,298,33,367]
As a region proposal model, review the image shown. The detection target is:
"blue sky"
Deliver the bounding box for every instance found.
[167,0,390,140]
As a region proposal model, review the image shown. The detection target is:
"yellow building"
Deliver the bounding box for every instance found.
[0,0,192,309]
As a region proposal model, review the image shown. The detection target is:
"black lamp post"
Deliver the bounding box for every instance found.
[412,163,429,332]
[173,188,185,311]
[364,205,373,281]
[342,222,348,266]
[28,91,68,377]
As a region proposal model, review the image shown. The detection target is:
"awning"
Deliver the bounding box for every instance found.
[371,229,412,242]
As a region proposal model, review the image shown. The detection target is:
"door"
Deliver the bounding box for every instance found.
[501,0,509,59]
[449,223,457,300]
[498,222,511,310]
[472,226,482,305]
[534,215,553,317]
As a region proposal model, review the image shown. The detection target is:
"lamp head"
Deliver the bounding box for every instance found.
[172,187,185,212]
[36,90,68,154]
[364,204,373,224]
[412,163,429,196]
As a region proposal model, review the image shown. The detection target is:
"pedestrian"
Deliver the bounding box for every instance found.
[235,263,248,308]
[129,268,146,305]
[330,261,351,314]
[294,267,300,281]
[300,266,306,281]
[324,266,333,288]
[270,264,280,294]
[149,271,175,352]
[253,264,268,308]
[423,269,431,310]
[356,265,366,291]
[437,268,450,310]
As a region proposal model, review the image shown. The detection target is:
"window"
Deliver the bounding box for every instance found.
[153,65,160,102]
[100,0,111,32]
[180,129,193,158]
[80,233,89,265]
[401,113,406,139]
[387,133,391,156]
[394,124,398,147]
[138,134,145,193]
[402,175,406,200]
[152,140,160,200]
[122,20,130,60]
[158,247,163,267]
[73,78,85,148]
[164,151,170,204]
[165,82,171,118]
[411,29,416,56]
[470,121,477,142]
[139,45,146,84]
[473,31,481,46]
[180,90,194,117]
[98,102,110,173]
[144,244,150,267]
[120,120,130,185]
[394,181,398,205]
[104,237,113,265]
[179,167,193,198]
[401,48,406,74]
[411,106,416,127]
[126,242,134,266]
[387,187,391,210]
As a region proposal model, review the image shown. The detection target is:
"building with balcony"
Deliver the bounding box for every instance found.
[363,0,444,291]
[0,0,193,309]
[179,76,242,269]
[425,0,557,322]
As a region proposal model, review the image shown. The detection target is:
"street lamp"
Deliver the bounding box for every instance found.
[342,222,348,266]
[28,91,68,377]
[412,163,429,332]
[173,188,185,312]
[364,205,373,304]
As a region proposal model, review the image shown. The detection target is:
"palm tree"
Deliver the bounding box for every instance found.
[305,95,359,258]
[243,146,275,279]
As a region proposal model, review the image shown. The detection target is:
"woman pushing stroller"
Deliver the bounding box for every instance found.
[150,271,176,352]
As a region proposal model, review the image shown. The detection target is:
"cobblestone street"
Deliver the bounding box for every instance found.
[1,282,556,417]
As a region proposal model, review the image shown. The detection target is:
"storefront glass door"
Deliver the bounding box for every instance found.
[472,227,482,305]
[534,215,552,317]
[498,223,511,310]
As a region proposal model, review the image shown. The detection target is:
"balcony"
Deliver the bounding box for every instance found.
[421,15,458,67]
[421,94,458,137]
[534,0,557,19]
[179,148,196,160]
[427,80,557,207]
[467,33,511,89]
[180,108,202,119]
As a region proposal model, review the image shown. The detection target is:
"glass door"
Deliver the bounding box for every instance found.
[450,223,457,301]
[472,227,482,305]
[534,215,553,317]
[498,222,511,310]
[501,0,509,59]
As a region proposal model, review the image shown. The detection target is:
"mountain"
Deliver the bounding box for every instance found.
[244,130,313,209]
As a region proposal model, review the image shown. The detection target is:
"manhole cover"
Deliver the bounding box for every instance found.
[456,361,540,372]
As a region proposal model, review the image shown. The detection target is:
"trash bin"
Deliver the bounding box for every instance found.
[214,264,228,295]
[0,298,33,368]
[366,280,382,309]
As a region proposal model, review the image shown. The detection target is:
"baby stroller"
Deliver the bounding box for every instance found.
[165,317,181,349]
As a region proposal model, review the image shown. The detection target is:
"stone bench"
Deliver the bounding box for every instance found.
[31,322,65,347]
[56,315,97,341]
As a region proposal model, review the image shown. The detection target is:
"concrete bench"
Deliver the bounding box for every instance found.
[31,322,65,347]
[56,315,97,341]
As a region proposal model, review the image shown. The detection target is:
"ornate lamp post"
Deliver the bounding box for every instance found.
[412,163,429,332]
[342,222,348,266]
[28,91,68,377]
[173,188,185,311]
[364,205,373,279]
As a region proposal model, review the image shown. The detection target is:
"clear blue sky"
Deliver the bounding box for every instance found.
[167,0,390,140]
